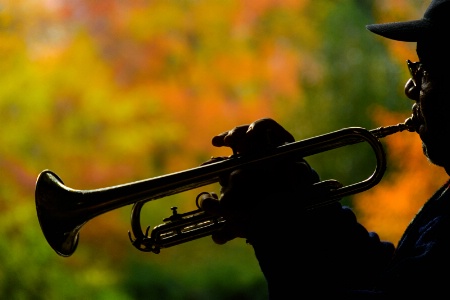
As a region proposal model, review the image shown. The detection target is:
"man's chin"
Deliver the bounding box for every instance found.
[422,142,450,169]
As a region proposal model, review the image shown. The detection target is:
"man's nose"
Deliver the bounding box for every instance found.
[404,78,420,101]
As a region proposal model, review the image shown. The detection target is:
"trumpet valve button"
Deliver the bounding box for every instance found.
[170,207,178,215]
[163,207,182,222]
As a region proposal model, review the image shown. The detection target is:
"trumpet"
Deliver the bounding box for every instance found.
[35,119,416,257]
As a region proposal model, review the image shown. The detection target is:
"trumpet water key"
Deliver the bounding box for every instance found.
[35,119,416,257]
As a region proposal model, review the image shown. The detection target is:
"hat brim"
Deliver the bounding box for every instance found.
[366,19,432,42]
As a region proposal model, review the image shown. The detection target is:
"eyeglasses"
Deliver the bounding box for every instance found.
[407,59,423,87]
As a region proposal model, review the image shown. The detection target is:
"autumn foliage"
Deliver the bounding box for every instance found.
[0,1,445,299]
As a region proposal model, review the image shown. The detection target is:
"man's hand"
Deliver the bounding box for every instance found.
[211,118,295,155]
[199,118,319,244]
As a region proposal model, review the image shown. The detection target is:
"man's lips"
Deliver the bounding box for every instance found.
[406,103,424,133]
[410,103,425,134]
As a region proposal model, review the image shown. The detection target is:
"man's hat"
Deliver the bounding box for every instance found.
[366,0,450,42]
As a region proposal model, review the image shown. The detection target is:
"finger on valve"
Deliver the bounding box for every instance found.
[211,118,295,155]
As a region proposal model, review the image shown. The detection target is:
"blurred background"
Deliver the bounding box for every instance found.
[0,0,447,299]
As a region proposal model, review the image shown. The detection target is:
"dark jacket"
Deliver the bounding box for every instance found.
[251,179,450,299]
